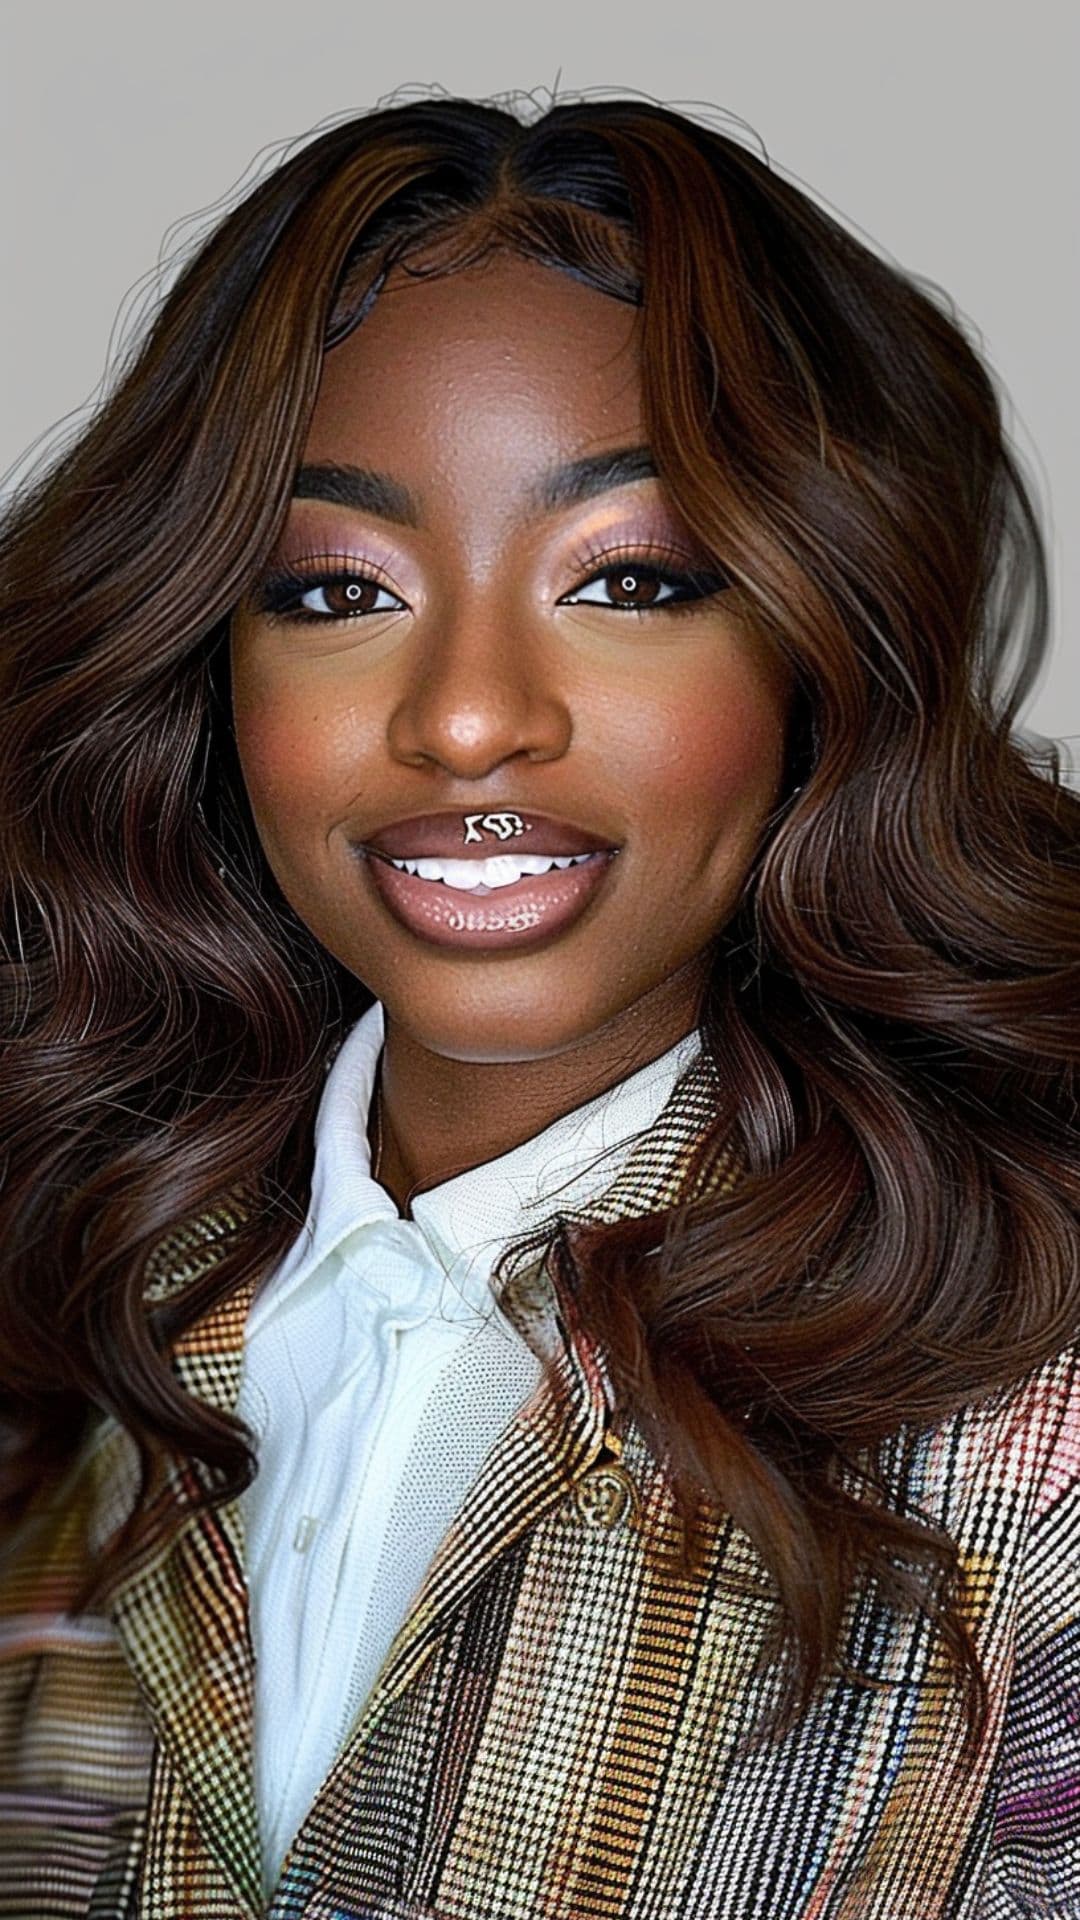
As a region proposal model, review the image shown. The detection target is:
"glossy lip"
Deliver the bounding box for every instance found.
[358,808,619,862]
[355,843,620,952]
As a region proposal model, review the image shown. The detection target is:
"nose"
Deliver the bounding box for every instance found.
[385,589,572,778]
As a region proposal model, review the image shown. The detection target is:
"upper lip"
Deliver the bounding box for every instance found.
[358,810,620,861]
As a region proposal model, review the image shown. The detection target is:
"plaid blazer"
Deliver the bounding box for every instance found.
[1,1048,1078,1919]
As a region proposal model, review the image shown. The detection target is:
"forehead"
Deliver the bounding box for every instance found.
[302,253,646,491]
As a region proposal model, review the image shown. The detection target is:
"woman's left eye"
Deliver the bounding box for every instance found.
[558,562,730,613]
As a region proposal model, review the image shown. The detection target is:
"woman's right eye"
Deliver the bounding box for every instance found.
[252,568,406,623]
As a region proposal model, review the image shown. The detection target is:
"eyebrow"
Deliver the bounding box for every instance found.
[291,444,660,526]
[292,463,418,525]
[530,444,659,513]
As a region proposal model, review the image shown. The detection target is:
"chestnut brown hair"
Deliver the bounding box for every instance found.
[2,92,1076,1754]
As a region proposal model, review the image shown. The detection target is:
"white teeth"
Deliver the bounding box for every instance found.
[386,852,597,891]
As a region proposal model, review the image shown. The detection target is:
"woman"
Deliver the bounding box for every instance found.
[0,91,1076,1920]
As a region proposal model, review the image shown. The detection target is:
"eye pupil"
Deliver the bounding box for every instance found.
[611,567,658,606]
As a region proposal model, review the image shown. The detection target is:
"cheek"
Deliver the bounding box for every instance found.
[232,663,355,831]
[233,705,321,824]
[632,679,787,825]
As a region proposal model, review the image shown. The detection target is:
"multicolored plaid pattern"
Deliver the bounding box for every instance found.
[1,1047,1077,1918]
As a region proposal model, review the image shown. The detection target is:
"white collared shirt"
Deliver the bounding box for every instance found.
[235,999,703,1893]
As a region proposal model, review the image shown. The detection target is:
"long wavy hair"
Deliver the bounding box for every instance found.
[2,90,1076,1755]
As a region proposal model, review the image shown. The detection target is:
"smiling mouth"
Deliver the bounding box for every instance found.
[355,843,620,950]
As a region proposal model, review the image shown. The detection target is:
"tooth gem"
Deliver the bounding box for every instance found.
[462,811,533,844]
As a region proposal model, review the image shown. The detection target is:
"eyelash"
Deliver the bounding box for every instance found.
[251,540,733,626]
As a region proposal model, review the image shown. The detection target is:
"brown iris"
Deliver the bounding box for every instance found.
[605,567,662,608]
[320,578,385,616]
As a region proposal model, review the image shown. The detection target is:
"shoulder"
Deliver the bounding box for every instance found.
[934,1342,1080,1637]
[870,1342,1080,1596]
[962,1339,1079,1518]
[945,1340,1079,1525]
[0,1411,140,1625]
[995,1341,1080,1616]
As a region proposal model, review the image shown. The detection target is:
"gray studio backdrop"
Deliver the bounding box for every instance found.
[1,0,1075,778]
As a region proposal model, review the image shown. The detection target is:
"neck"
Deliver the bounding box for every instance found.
[368,957,708,1218]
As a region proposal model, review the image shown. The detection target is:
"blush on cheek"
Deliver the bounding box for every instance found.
[233,698,325,810]
[672,700,786,823]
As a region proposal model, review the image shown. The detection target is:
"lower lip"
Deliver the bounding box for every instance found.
[356,848,620,951]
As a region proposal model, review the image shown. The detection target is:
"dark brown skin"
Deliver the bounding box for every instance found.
[230,253,793,1215]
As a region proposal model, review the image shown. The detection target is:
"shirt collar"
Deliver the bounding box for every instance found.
[247,998,703,1337]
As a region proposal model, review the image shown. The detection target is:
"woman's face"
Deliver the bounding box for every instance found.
[230,251,793,1065]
